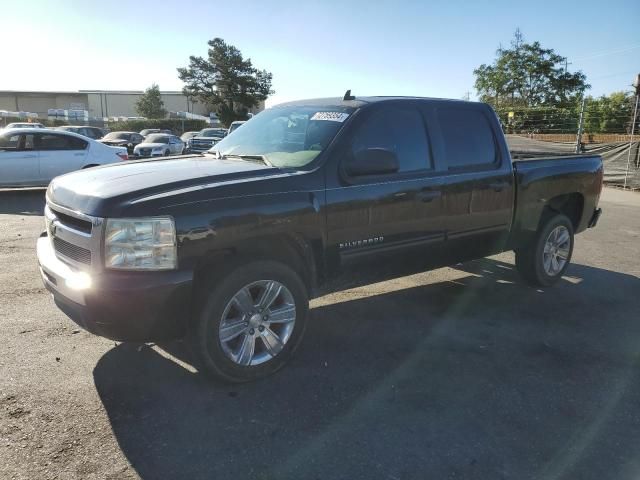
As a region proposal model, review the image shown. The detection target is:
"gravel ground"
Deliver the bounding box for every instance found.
[1,187,639,480]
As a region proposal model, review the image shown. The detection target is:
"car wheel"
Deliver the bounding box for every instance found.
[189,260,309,383]
[515,213,574,287]
[164,149,170,156]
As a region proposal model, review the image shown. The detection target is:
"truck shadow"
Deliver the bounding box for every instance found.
[93,259,640,480]
[0,189,46,215]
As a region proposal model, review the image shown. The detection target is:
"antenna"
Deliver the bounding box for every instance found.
[343,90,355,101]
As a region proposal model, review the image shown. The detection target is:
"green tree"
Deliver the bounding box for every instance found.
[135,84,168,119]
[177,38,273,126]
[584,91,635,133]
[474,29,589,109]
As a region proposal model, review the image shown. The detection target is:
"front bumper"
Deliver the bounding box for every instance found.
[588,208,602,228]
[37,234,193,342]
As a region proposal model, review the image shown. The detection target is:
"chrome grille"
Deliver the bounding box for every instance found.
[49,207,92,234]
[53,237,92,265]
[45,201,103,272]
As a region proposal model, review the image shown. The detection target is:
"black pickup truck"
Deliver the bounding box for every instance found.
[37,95,603,382]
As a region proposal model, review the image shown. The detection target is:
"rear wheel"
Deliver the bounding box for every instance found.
[515,213,574,286]
[189,260,309,382]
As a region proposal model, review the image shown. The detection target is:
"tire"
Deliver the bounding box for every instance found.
[164,149,170,156]
[189,260,309,383]
[515,213,574,287]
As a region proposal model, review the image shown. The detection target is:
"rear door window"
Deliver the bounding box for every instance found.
[351,105,432,173]
[436,107,497,169]
[35,134,88,151]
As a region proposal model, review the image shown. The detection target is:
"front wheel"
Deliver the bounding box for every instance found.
[164,149,170,157]
[515,213,574,287]
[189,260,309,382]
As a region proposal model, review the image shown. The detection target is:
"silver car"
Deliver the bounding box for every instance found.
[132,134,184,158]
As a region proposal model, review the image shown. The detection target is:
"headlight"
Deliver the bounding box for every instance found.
[104,217,177,270]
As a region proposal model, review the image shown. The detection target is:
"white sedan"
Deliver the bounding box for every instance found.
[0,128,128,187]
[133,134,184,158]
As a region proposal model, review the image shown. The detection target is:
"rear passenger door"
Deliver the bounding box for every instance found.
[35,133,89,183]
[326,102,446,262]
[428,104,514,258]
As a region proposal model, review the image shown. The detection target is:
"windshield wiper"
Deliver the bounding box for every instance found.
[219,154,273,167]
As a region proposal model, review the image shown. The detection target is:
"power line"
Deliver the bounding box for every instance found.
[572,44,640,61]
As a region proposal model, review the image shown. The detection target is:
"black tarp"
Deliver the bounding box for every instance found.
[506,135,640,189]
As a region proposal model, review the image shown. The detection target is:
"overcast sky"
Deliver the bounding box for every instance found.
[2,0,638,107]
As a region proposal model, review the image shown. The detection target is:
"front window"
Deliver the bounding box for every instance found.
[144,134,170,144]
[211,106,354,168]
[0,133,21,150]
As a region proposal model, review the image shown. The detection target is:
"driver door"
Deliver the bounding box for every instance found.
[0,133,39,187]
[325,102,446,262]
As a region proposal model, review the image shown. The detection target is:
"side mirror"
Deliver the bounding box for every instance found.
[344,148,399,177]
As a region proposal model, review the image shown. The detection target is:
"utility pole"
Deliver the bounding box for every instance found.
[564,58,572,74]
[623,74,640,189]
[576,97,586,154]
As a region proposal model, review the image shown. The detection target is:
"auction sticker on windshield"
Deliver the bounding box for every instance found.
[310,112,350,122]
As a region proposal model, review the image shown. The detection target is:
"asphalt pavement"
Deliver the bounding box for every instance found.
[1,187,639,480]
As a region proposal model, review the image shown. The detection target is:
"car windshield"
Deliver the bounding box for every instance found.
[104,132,131,140]
[211,106,354,168]
[145,134,170,144]
[200,129,226,138]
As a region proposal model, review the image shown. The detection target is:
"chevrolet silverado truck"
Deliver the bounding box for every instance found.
[37,95,603,382]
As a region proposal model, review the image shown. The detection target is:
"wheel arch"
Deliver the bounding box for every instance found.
[539,192,584,231]
[192,233,323,299]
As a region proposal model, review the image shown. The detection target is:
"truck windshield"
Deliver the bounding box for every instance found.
[200,129,226,138]
[211,106,354,168]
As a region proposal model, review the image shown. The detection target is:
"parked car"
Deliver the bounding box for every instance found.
[0,128,127,187]
[37,96,603,382]
[228,120,246,133]
[56,125,104,140]
[99,131,145,154]
[185,127,227,153]
[132,133,184,157]
[180,131,200,142]
[140,128,172,137]
[4,122,45,129]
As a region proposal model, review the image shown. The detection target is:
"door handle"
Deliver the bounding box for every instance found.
[416,190,442,203]
[488,182,508,192]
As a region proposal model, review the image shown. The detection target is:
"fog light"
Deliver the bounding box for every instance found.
[65,271,92,290]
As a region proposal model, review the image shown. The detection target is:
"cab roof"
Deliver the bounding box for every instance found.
[274,96,476,109]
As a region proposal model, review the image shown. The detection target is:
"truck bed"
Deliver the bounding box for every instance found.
[510,154,603,246]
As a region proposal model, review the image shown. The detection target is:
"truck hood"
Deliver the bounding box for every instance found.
[47,155,276,216]
[191,136,222,141]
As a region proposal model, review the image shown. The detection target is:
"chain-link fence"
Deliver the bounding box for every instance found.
[495,95,640,189]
